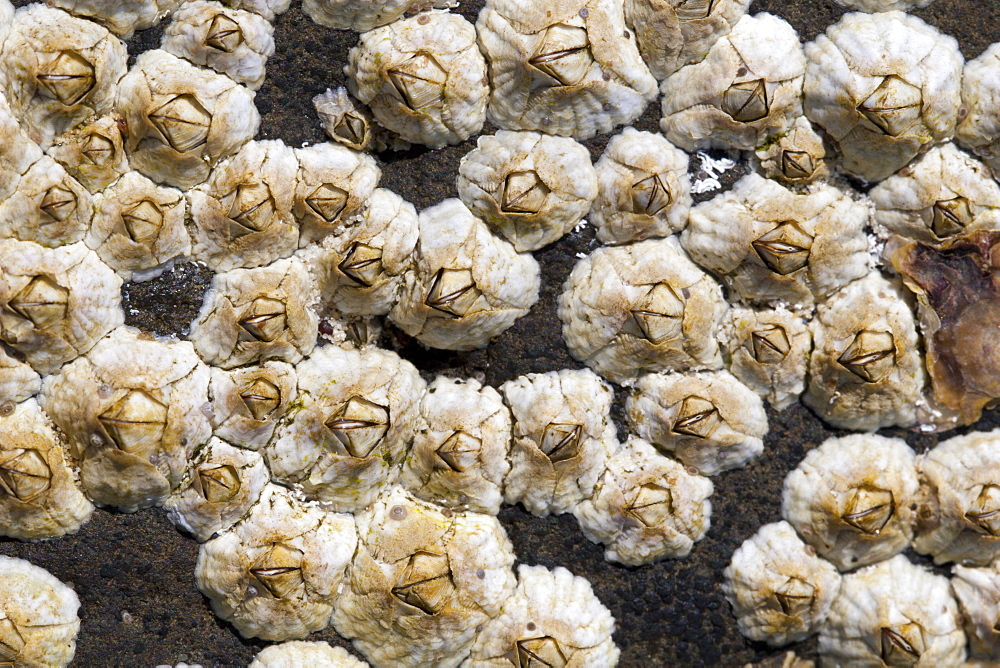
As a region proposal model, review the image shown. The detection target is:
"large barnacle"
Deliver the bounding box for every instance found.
[50,0,184,38]
[0,557,80,668]
[48,115,129,193]
[958,43,1000,176]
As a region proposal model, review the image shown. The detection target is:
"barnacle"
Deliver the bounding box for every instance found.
[755,116,830,186]
[49,0,184,38]
[47,114,129,193]
[951,561,1000,660]
[209,361,296,450]
[0,556,80,667]
[293,142,380,247]
[250,641,370,667]
[724,306,811,410]
[0,348,40,405]
[0,156,93,248]
[314,87,375,152]
[957,43,1000,176]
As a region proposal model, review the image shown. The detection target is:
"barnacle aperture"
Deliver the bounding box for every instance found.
[424,268,482,319]
[324,395,390,459]
[198,464,241,503]
[390,550,454,615]
[0,449,51,502]
[630,282,685,345]
[387,52,447,111]
[39,185,77,222]
[930,196,972,238]
[671,395,721,439]
[857,75,922,138]
[751,221,813,276]
[722,78,769,123]
[837,330,896,384]
[36,50,96,106]
[121,200,164,244]
[965,484,1000,536]
[501,170,549,215]
[780,150,814,181]
[250,543,305,599]
[842,485,894,535]
[538,422,582,463]
[879,622,924,667]
[509,636,568,668]
[675,0,717,22]
[239,377,281,421]
[338,242,384,288]
[747,325,790,364]
[435,430,482,472]
[529,24,592,88]
[237,298,287,343]
[7,276,69,331]
[630,174,672,216]
[205,14,243,53]
[626,482,673,527]
[227,183,276,238]
[306,183,349,224]
[81,133,115,166]
[98,389,168,461]
[148,93,213,153]
[773,577,815,618]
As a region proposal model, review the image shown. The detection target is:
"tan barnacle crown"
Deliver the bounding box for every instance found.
[629,282,685,345]
[337,242,383,287]
[387,52,448,111]
[240,377,281,422]
[120,199,163,243]
[752,221,813,276]
[250,542,305,599]
[424,268,482,319]
[965,484,1000,536]
[538,422,582,463]
[529,24,592,88]
[306,183,348,224]
[880,622,924,666]
[80,132,115,166]
[226,182,276,238]
[626,482,673,527]
[196,464,241,503]
[671,395,722,439]
[722,78,769,123]
[631,173,672,215]
[324,395,390,459]
[238,297,287,343]
[98,389,168,459]
[747,325,791,364]
[206,14,243,53]
[508,636,568,667]
[501,170,549,215]
[0,449,51,502]
[6,276,68,331]
[931,196,972,237]
[39,185,78,223]
[36,51,96,106]
[856,75,922,138]
[675,0,717,21]
[148,93,212,153]
[391,549,455,615]
[842,484,894,535]
[435,431,481,472]
[837,330,896,384]
[772,577,815,618]
[0,617,24,661]
[781,150,814,181]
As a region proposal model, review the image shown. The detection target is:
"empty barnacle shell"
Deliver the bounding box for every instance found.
[781,434,919,572]
[951,561,1000,661]
[724,307,811,410]
[188,257,318,369]
[332,486,516,668]
[682,173,868,309]
[659,13,804,151]
[0,240,122,376]
[803,11,963,182]
[819,555,965,667]
[0,156,92,249]
[574,436,712,566]
[161,2,275,91]
[477,0,657,139]
[47,115,129,193]
[209,361,296,451]
[49,0,184,39]
[803,273,924,431]
[399,377,511,515]
[314,87,375,152]
[115,49,259,189]
[957,43,1000,176]
[456,131,598,251]
[626,370,767,476]
[250,641,370,668]
[590,128,691,245]
[164,438,269,542]
[195,483,357,641]
[389,199,539,351]
[0,5,127,149]
[500,369,617,517]
[303,0,458,32]
[723,521,841,646]
[559,236,727,385]
[0,556,80,668]
[346,11,487,149]
[755,117,830,186]
[38,327,211,513]
[264,345,424,513]
[466,564,619,667]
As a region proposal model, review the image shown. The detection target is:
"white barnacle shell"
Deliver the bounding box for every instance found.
[264,345,425,513]
[0,91,44,205]
[209,361,296,450]
[500,369,617,517]
[47,114,130,193]
[162,1,275,91]
[399,377,511,515]
[0,156,92,248]
[802,273,924,431]
[0,5,127,150]
[86,170,190,283]
[724,306,811,411]
[188,139,300,272]
[660,13,805,151]
[38,327,212,512]
[803,11,963,182]
[304,0,459,32]
[0,348,40,404]
[188,256,319,369]
[332,486,516,668]
[781,434,919,572]
[0,555,80,668]
[115,49,260,190]
[625,0,751,81]
[913,430,1000,566]
[464,564,619,667]
[302,188,418,317]
[0,398,94,541]
[626,370,767,476]
[590,127,691,245]
[957,43,1000,176]
[0,0,13,48]
[293,142,381,248]
[722,521,841,646]
[314,87,375,152]
[0,240,123,375]
[573,436,712,566]
[456,131,598,252]
[49,0,183,39]
[819,554,965,667]
[558,237,727,385]
[477,0,657,139]
[250,641,369,668]
[951,561,1000,660]
[832,0,935,11]
[870,143,1000,244]
[755,116,831,186]
[681,173,869,309]
[164,437,269,542]
[389,199,540,351]
[195,483,357,641]
[219,0,291,22]
[346,11,488,149]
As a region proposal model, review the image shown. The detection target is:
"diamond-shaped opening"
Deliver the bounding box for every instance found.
[8,275,69,330]
[198,464,241,503]
[0,618,24,661]
[239,377,281,421]
[931,196,972,238]
[631,174,672,216]
[333,112,368,147]
[842,484,894,535]
[857,75,922,138]
[837,330,896,384]
[880,623,924,667]
[529,24,593,87]
[98,389,168,459]
[965,483,1000,536]
[501,170,549,214]
[722,78,769,123]
[0,448,51,502]
[227,183,276,237]
[751,221,813,275]
[81,133,115,166]
[747,325,790,364]
[672,395,721,439]
[121,199,164,244]
[338,242,384,288]
[36,50,95,106]
[627,482,674,527]
[148,94,212,153]
[391,550,454,615]
[205,14,243,52]
[538,422,583,463]
[424,268,482,319]
[387,52,447,110]
[250,543,305,599]
[630,282,685,345]
[237,297,287,343]
[324,395,390,458]
[435,430,482,472]
[780,150,814,181]
[305,182,349,223]
[511,636,568,668]
[40,185,77,222]
[774,577,815,617]
[675,0,716,22]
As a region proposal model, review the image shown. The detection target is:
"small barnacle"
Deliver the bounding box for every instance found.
[332,486,516,667]
[627,370,767,475]
[49,0,184,39]
[803,12,963,182]
[98,389,169,461]
[48,115,129,193]
[264,346,424,513]
[249,641,369,668]
[292,143,380,247]
[574,437,713,565]
[313,87,374,152]
[501,369,617,517]
[457,131,598,251]
[0,156,92,248]
[195,484,357,641]
[782,434,919,571]
[210,361,296,450]
[819,555,965,666]
[162,2,275,91]
[303,0,458,32]
[347,12,487,148]
[115,49,259,189]
[0,556,80,668]
[957,43,1000,176]
[803,273,924,431]
[951,561,1000,660]
[390,199,539,351]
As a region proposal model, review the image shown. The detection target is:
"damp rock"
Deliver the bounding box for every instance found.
[832,0,936,10]
[724,306,811,411]
[209,361,297,451]
[0,555,81,668]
